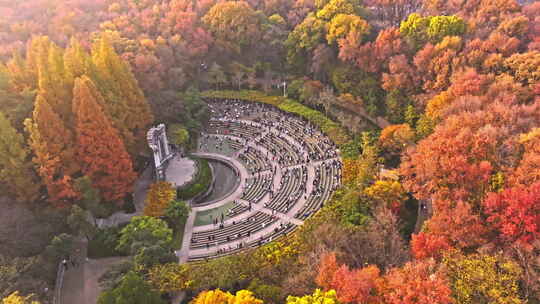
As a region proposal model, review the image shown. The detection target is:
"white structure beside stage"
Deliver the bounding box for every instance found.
[147,124,197,186]
[147,124,174,180]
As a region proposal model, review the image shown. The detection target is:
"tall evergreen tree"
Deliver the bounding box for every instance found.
[72,76,137,203]
[24,93,78,206]
[91,36,154,156]
[36,39,74,128]
[0,112,40,202]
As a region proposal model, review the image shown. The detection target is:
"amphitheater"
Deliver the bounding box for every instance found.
[179,98,342,261]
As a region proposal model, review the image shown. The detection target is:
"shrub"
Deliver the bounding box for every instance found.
[177,158,212,200]
[88,226,126,259]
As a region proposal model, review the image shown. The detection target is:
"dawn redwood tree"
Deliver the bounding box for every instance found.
[91,36,154,155]
[0,112,40,203]
[25,92,78,206]
[72,75,136,204]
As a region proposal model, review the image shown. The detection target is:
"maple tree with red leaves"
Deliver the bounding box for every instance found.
[483,182,540,245]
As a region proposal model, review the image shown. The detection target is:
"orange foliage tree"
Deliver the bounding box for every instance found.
[25,92,78,206]
[316,252,381,304]
[144,181,177,217]
[73,76,136,203]
[379,260,453,304]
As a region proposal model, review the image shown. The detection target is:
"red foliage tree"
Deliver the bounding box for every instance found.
[411,232,451,260]
[426,200,488,250]
[401,94,540,203]
[483,182,540,245]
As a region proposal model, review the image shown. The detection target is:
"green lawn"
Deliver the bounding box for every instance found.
[194,201,235,226]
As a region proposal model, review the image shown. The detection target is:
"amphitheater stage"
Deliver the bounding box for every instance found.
[165,155,197,188]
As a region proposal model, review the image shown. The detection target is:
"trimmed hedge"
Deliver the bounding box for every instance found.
[201,90,350,145]
[176,157,212,200]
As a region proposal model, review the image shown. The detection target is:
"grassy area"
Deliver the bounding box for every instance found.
[177,157,213,200]
[201,90,351,146]
[171,218,186,250]
[194,201,235,226]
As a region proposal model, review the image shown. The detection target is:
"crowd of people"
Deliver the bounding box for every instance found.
[189,99,342,260]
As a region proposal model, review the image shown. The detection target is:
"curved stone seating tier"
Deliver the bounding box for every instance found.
[185,98,342,260]
[266,167,307,213]
[187,222,297,262]
[208,100,269,121]
[198,135,244,157]
[242,174,271,203]
[295,161,340,219]
[257,134,301,166]
[207,120,262,139]
[238,148,271,173]
[190,212,277,249]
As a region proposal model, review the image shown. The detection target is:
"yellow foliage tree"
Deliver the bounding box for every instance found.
[425,91,453,122]
[2,292,40,304]
[443,252,524,304]
[191,289,263,304]
[144,181,176,217]
[316,0,361,21]
[286,289,339,304]
[364,180,407,207]
[379,124,415,154]
[147,263,193,293]
[342,133,380,188]
[327,14,369,44]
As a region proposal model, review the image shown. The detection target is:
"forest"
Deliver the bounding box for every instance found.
[1,0,540,303]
